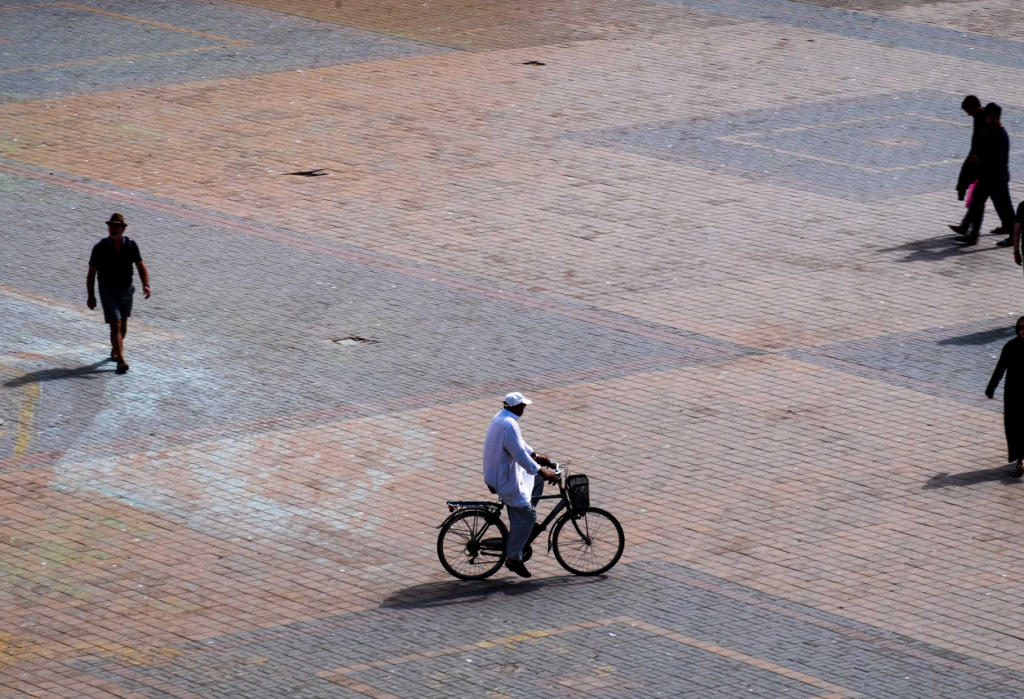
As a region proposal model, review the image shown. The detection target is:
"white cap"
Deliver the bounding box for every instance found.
[503,391,533,407]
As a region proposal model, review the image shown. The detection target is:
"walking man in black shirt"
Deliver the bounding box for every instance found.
[949,95,985,236]
[87,214,150,374]
[960,103,1016,246]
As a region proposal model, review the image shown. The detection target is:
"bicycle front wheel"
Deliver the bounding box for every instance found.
[437,510,508,580]
[552,507,624,576]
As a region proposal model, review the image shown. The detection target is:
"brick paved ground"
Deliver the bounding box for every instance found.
[4,0,1024,696]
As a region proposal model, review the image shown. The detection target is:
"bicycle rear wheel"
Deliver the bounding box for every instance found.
[552,507,624,576]
[437,510,508,580]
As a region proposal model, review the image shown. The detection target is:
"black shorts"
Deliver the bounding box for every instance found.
[98,285,134,324]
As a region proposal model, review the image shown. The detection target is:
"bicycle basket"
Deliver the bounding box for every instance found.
[566,474,590,509]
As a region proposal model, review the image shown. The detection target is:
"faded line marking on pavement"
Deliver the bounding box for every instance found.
[0,46,237,76]
[0,3,250,44]
[13,380,40,457]
[318,616,856,698]
[718,113,965,174]
[719,135,955,174]
[322,675,403,699]
[647,562,1024,688]
[317,621,603,683]
[628,619,856,699]
[193,0,458,51]
[0,631,193,670]
[56,3,251,44]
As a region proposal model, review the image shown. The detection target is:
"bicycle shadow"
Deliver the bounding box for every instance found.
[379,574,610,610]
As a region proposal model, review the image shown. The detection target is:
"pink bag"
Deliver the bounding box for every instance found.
[966,180,978,208]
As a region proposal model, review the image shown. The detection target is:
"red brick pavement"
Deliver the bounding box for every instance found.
[5,0,1024,696]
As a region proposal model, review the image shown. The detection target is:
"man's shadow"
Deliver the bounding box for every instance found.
[924,464,1023,489]
[3,359,113,388]
[937,326,1015,346]
[878,234,993,263]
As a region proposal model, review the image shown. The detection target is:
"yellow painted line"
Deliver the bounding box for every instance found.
[54,4,251,45]
[727,113,919,138]
[717,134,953,174]
[318,621,603,682]
[13,380,40,457]
[0,631,194,669]
[0,45,234,76]
[320,615,856,699]
[716,112,964,174]
[0,3,250,45]
[324,675,403,699]
[628,619,857,698]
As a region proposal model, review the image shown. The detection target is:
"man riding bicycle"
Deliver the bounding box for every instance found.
[482,392,559,578]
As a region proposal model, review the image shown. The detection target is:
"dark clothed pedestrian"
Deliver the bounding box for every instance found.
[86,213,150,374]
[950,95,985,235]
[986,317,1024,475]
[962,103,1016,246]
[1012,201,1024,270]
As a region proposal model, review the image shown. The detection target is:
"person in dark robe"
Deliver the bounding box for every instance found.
[986,317,1024,475]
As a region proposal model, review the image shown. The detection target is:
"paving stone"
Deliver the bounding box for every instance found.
[570,90,1024,202]
[5,0,1024,697]
[0,0,448,103]
[64,562,1024,698]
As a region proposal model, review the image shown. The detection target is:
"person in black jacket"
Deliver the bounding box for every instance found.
[986,317,1024,475]
[950,95,985,236]
[960,103,1017,246]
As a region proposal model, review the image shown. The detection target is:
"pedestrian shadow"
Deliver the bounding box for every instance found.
[923,464,1022,489]
[379,574,608,610]
[937,326,1015,346]
[2,359,113,388]
[878,235,992,263]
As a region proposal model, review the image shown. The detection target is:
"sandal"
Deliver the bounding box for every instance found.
[116,362,130,374]
[1015,461,1023,477]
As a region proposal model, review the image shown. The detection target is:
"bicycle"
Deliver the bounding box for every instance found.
[437,465,625,580]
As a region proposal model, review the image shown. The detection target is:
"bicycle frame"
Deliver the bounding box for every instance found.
[529,492,568,552]
[528,471,594,552]
[440,467,590,556]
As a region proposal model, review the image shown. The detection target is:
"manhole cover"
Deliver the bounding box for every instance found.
[333,337,377,346]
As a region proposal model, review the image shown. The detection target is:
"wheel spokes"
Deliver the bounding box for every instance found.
[443,514,503,574]
[561,513,614,572]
